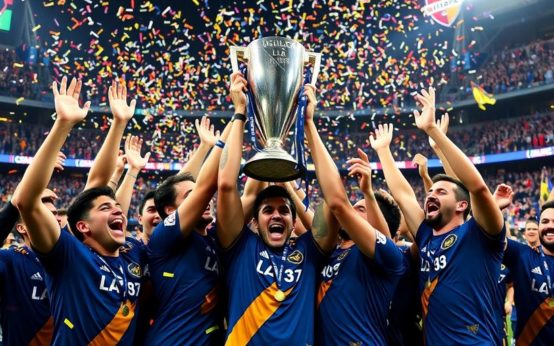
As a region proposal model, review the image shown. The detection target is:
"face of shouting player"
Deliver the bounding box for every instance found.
[424,180,468,230]
[77,195,127,255]
[253,197,295,249]
[539,208,554,254]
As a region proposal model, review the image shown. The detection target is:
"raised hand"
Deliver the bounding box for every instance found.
[115,150,127,172]
[304,84,317,122]
[493,183,514,210]
[195,116,220,147]
[230,72,247,114]
[413,86,437,133]
[347,148,373,193]
[412,153,428,177]
[108,79,136,122]
[53,76,91,124]
[369,123,394,151]
[429,113,450,148]
[125,135,151,170]
[54,152,66,172]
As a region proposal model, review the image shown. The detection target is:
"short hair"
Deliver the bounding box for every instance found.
[541,200,554,216]
[431,174,471,219]
[253,185,297,221]
[138,190,156,216]
[57,208,68,216]
[154,173,195,219]
[374,192,401,238]
[525,217,538,227]
[67,186,115,241]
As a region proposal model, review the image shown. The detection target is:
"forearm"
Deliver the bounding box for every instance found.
[432,145,458,179]
[179,143,212,179]
[286,183,314,230]
[0,202,19,243]
[363,191,391,238]
[13,121,73,207]
[85,120,127,189]
[115,168,139,217]
[108,168,125,192]
[241,179,267,221]
[426,127,485,191]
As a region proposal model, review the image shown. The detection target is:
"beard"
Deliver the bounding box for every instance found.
[425,213,444,229]
[540,232,554,252]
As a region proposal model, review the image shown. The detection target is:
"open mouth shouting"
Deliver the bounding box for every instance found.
[108,217,125,237]
[425,198,441,218]
[542,228,554,242]
[268,222,286,242]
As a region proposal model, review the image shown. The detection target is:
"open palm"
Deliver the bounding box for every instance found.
[53,76,91,124]
[109,80,136,122]
[369,123,394,151]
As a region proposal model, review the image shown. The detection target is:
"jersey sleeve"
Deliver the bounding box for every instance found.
[35,230,82,276]
[220,225,253,261]
[300,230,328,266]
[503,238,528,269]
[415,221,432,248]
[469,217,506,252]
[0,201,19,244]
[369,231,406,276]
[0,250,11,281]
[148,211,187,258]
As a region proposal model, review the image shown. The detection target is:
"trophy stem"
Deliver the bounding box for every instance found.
[266,138,283,149]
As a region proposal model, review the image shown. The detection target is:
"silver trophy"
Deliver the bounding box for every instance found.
[230,36,321,182]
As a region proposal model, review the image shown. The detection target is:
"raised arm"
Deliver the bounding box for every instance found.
[85,80,135,190]
[217,72,247,248]
[108,151,126,192]
[371,124,425,237]
[414,87,504,236]
[412,153,433,192]
[178,116,219,179]
[116,135,150,217]
[284,181,313,235]
[304,85,358,254]
[428,113,458,179]
[241,178,268,222]
[13,77,90,253]
[347,148,391,238]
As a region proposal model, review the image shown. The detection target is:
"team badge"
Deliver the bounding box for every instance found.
[164,211,176,226]
[127,262,142,278]
[422,0,463,27]
[466,324,479,335]
[287,250,304,264]
[441,234,457,250]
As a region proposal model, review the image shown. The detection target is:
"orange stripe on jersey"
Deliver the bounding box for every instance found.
[225,283,292,346]
[88,300,135,346]
[421,277,439,320]
[317,280,333,307]
[516,297,554,346]
[200,286,219,315]
[28,316,54,346]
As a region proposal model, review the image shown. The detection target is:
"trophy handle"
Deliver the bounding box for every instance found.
[230,46,249,73]
[304,52,322,87]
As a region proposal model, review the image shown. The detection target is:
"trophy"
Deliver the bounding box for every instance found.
[230,36,321,182]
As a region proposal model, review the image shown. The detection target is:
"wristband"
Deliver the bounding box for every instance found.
[215,139,226,149]
[126,172,138,179]
[109,179,119,186]
[232,113,247,122]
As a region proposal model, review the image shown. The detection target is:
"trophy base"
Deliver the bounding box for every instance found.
[243,150,305,182]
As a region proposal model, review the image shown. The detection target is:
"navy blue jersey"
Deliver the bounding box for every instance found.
[223,228,326,345]
[145,211,223,345]
[504,239,554,345]
[37,230,145,345]
[387,244,423,346]
[0,246,52,345]
[416,218,505,344]
[317,234,405,346]
[494,264,512,345]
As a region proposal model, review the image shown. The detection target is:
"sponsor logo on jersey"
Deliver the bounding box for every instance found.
[100,265,111,273]
[531,266,543,275]
[30,272,43,281]
[337,248,351,261]
[376,231,387,245]
[441,234,457,250]
[127,262,142,278]
[164,211,177,226]
[287,250,304,264]
[259,250,269,259]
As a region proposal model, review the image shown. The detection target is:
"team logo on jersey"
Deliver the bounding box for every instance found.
[127,262,142,278]
[15,247,29,255]
[287,250,304,264]
[466,323,479,335]
[531,266,543,275]
[30,272,43,281]
[337,249,351,261]
[422,0,463,27]
[164,211,176,226]
[441,234,457,250]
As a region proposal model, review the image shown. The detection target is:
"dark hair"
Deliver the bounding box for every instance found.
[138,190,156,216]
[525,217,538,227]
[67,186,115,241]
[154,173,195,219]
[57,208,68,216]
[253,185,297,221]
[431,174,471,219]
[541,200,554,216]
[374,192,401,238]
